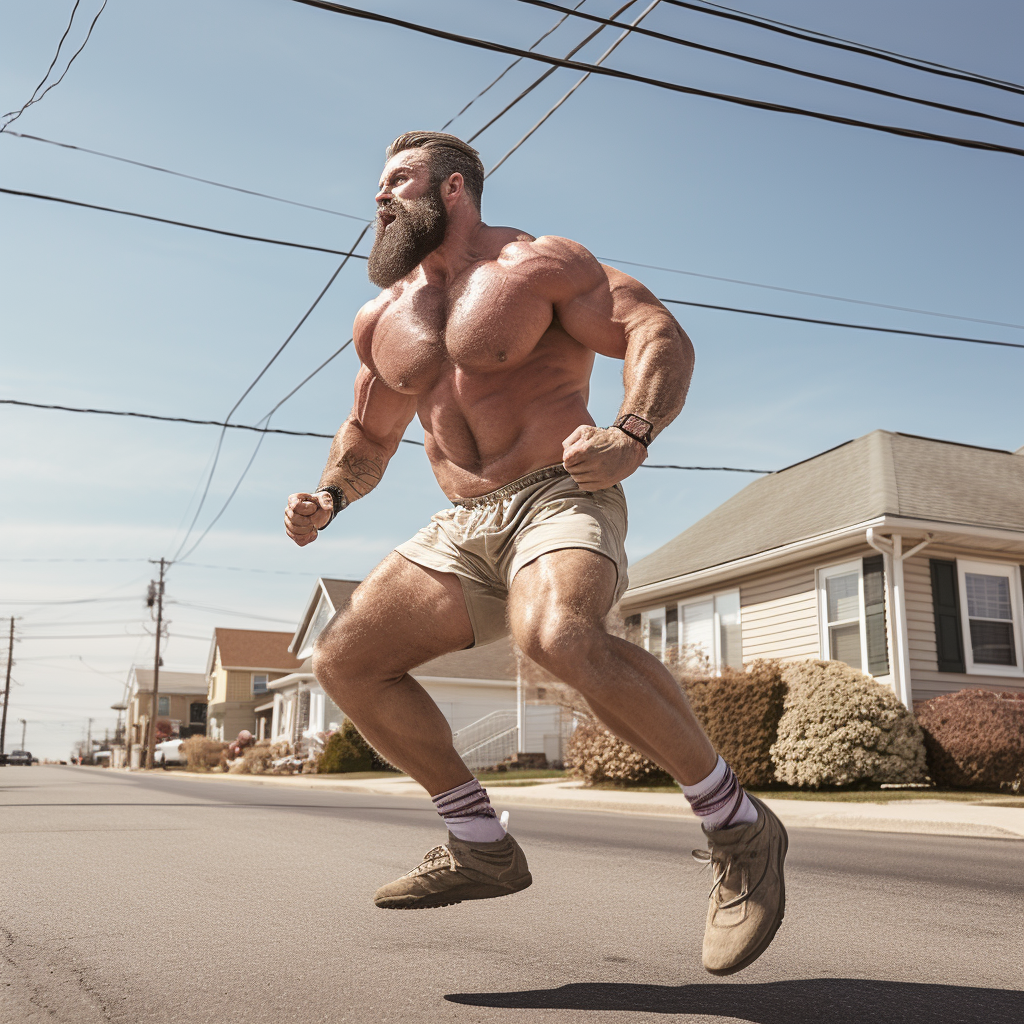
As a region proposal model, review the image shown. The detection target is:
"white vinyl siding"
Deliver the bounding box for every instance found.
[740,564,819,662]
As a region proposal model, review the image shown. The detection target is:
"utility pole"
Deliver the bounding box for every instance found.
[19,718,26,750]
[144,558,168,770]
[87,718,93,762]
[1,616,13,756]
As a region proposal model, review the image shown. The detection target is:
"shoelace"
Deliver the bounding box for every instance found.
[692,848,752,910]
[419,844,458,873]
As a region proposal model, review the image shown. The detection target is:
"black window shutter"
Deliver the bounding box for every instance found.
[862,555,889,676]
[930,559,965,673]
[665,605,679,647]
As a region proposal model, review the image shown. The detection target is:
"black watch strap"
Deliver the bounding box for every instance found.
[611,413,653,448]
[314,485,348,527]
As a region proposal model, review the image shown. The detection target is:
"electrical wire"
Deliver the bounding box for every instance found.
[0,187,371,257]
[2,1,108,132]
[441,0,589,131]
[468,0,640,144]
[600,257,1024,332]
[285,1,1024,159]
[657,297,1024,349]
[489,1,663,176]
[510,0,1024,130]
[2,131,372,221]
[661,0,1024,96]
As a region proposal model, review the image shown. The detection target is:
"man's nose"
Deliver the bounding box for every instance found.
[375,188,392,205]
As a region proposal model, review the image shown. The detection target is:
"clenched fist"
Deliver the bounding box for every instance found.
[284,491,334,547]
[562,424,646,491]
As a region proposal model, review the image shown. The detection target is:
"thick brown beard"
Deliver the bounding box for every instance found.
[367,185,448,288]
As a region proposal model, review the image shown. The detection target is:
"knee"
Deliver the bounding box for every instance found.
[312,615,388,701]
[514,607,605,689]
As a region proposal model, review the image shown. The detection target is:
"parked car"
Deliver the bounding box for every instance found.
[7,750,33,766]
[153,739,186,768]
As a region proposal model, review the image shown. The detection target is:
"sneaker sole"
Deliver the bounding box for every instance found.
[374,874,532,910]
[705,797,789,976]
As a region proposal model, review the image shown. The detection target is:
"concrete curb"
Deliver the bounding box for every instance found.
[141,769,1024,840]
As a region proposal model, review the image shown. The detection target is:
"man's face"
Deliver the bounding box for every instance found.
[367,149,447,288]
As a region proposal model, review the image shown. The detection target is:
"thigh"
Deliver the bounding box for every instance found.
[317,552,475,675]
[507,547,618,641]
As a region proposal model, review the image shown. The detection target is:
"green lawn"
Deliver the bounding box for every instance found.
[587,781,1024,806]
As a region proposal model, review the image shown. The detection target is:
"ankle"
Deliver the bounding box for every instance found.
[680,756,758,830]
[432,778,507,842]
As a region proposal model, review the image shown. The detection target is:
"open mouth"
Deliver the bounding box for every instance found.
[377,208,396,230]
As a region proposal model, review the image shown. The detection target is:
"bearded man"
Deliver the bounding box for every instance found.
[284,131,787,975]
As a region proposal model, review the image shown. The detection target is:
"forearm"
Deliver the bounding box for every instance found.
[620,314,694,440]
[318,417,395,504]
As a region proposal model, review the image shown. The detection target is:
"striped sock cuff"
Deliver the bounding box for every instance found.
[432,778,497,822]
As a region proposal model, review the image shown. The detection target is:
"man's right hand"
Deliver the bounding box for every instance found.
[284,491,334,547]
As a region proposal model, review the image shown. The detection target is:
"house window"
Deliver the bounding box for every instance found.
[817,558,890,677]
[957,560,1023,676]
[642,590,741,672]
[252,674,269,695]
[157,696,170,716]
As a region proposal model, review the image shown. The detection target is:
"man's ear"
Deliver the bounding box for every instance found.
[445,172,464,202]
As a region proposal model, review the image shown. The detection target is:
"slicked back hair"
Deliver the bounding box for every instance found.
[385,131,484,212]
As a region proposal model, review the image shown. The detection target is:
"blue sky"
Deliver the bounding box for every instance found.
[2,0,1022,760]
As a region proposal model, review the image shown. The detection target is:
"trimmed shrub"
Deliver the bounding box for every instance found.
[683,660,784,787]
[182,735,228,771]
[564,720,674,786]
[916,690,1024,790]
[316,719,391,774]
[770,660,927,787]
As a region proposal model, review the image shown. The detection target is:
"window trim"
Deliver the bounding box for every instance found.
[817,559,870,672]
[956,559,1024,678]
[252,673,269,696]
[642,589,741,673]
[640,607,667,660]
[157,695,171,717]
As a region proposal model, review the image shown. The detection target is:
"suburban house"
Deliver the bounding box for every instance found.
[124,666,207,766]
[205,628,303,741]
[620,430,1024,707]
[271,577,568,765]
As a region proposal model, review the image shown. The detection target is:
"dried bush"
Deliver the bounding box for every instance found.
[316,719,391,774]
[181,735,228,771]
[237,740,275,775]
[916,690,1024,790]
[770,660,927,787]
[682,660,785,788]
[564,720,674,786]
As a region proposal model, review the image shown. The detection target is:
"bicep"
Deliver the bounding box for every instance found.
[350,366,417,450]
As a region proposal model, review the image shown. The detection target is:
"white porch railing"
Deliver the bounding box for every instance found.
[451,710,519,770]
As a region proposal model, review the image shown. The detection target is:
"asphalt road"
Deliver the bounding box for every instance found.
[2,766,1022,1024]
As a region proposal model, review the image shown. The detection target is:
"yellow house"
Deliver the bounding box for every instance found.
[205,628,302,741]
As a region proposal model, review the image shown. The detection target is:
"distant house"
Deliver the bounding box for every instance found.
[274,577,566,764]
[621,431,1024,706]
[125,666,207,765]
[205,628,303,741]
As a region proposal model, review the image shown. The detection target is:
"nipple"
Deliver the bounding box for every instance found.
[496,351,507,362]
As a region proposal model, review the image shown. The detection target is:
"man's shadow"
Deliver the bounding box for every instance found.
[445,978,1023,1023]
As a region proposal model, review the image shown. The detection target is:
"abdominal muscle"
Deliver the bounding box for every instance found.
[415,330,597,501]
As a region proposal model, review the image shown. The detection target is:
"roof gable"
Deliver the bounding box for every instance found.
[212,628,303,671]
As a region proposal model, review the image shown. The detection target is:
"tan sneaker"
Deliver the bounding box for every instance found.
[373,831,532,910]
[693,793,788,974]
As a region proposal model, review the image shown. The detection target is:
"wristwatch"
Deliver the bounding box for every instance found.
[611,414,653,448]
[313,485,348,528]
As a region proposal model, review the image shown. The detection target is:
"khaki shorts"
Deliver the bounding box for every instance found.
[395,465,629,648]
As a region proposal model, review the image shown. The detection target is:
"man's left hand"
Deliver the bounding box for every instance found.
[562,424,647,490]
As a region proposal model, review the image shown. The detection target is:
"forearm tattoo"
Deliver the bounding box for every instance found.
[340,451,384,497]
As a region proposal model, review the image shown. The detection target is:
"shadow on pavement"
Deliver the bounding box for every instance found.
[445,979,1024,1022]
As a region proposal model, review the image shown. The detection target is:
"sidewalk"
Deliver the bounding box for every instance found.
[156,770,1024,840]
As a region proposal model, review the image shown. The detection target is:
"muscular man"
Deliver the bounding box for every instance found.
[285,132,787,974]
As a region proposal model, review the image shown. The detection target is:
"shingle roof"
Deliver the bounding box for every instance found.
[133,669,207,694]
[213,628,304,671]
[322,578,359,611]
[417,637,517,681]
[627,430,1024,590]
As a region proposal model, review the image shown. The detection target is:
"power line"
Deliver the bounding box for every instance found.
[2,131,372,221]
[658,297,1024,350]
[0,188,371,257]
[2,1,109,133]
[600,257,1024,332]
[489,1,664,177]
[441,0,589,131]
[511,0,1024,130]
[286,1,1024,159]
[662,0,1024,96]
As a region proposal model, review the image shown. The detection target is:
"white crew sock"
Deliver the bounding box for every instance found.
[680,756,758,831]
[431,778,507,843]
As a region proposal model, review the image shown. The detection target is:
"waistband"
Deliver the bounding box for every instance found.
[452,464,569,508]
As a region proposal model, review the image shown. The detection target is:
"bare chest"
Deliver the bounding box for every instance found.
[368,267,556,392]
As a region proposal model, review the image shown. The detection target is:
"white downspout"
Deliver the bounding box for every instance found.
[866,529,934,708]
[516,666,525,754]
